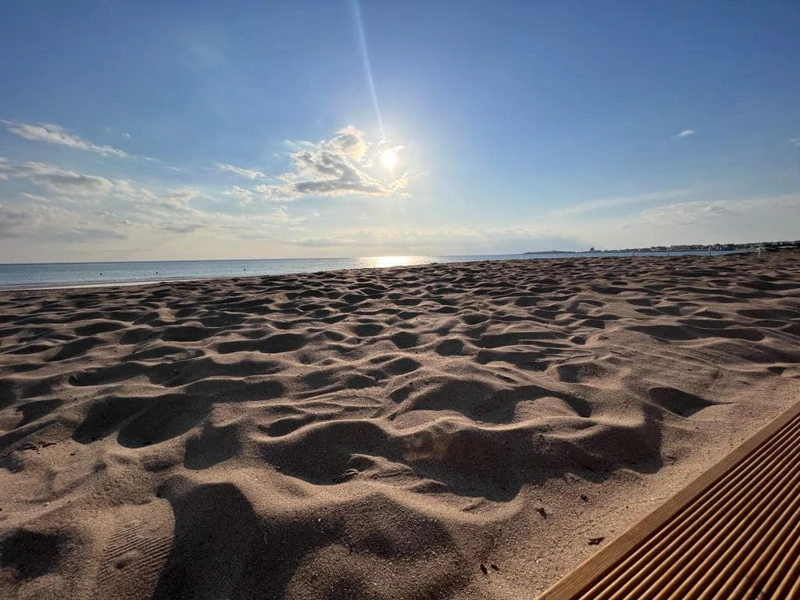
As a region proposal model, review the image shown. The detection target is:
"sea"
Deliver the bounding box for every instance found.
[0,251,745,290]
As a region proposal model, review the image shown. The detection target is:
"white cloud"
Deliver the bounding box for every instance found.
[673,129,695,138]
[638,195,800,227]
[0,203,35,238]
[790,138,800,146]
[51,227,128,242]
[3,121,130,158]
[274,196,796,255]
[256,126,410,200]
[575,194,800,248]
[0,155,306,239]
[215,163,266,180]
[254,183,298,201]
[223,186,254,205]
[270,226,578,254]
[1,161,206,241]
[0,159,114,195]
[0,157,321,249]
[122,132,131,139]
[0,197,127,241]
[21,192,50,203]
[160,222,203,234]
[556,189,697,216]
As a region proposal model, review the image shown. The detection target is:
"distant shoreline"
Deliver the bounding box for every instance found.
[527,240,800,255]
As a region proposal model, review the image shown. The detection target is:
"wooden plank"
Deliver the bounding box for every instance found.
[538,399,800,600]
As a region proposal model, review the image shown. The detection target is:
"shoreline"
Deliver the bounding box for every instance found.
[0,250,755,292]
[1,251,798,599]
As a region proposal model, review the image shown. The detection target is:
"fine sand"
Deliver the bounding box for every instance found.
[1,253,798,599]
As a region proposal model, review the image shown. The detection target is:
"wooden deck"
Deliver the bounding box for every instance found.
[538,400,800,600]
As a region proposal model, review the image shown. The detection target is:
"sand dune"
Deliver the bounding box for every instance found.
[1,253,799,599]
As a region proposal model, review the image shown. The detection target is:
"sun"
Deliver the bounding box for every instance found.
[380,148,399,169]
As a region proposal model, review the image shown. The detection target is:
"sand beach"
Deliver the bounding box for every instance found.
[1,252,798,599]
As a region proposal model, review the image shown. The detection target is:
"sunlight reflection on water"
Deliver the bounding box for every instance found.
[358,255,429,269]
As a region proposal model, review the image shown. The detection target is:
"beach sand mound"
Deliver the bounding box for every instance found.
[1,253,798,599]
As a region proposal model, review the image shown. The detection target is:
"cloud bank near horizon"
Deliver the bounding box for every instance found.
[1,119,798,261]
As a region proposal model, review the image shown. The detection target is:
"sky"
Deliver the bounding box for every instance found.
[1,0,799,262]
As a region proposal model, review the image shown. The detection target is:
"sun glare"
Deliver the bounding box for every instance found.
[380,149,398,169]
[373,256,411,268]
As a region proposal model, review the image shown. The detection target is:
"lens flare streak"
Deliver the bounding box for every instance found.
[353,0,384,138]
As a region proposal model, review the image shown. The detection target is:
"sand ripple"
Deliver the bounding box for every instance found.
[1,253,799,598]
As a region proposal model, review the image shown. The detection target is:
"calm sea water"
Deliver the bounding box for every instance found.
[0,251,743,290]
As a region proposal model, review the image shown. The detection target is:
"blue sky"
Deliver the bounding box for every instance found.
[1,0,798,262]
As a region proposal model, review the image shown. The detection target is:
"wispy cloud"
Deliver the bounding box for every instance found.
[638,194,800,226]
[51,227,128,242]
[255,126,409,200]
[3,121,130,158]
[0,157,310,245]
[673,129,695,139]
[0,203,35,238]
[556,189,697,216]
[0,158,114,194]
[790,138,800,146]
[0,197,128,241]
[223,186,254,204]
[270,226,582,255]
[215,163,266,180]
[159,222,203,234]
[122,132,131,139]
